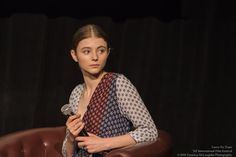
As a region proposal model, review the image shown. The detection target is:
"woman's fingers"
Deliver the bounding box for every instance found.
[66,114,81,124]
[77,141,86,148]
[69,122,84,136]
[74,135,108,153]
[66,114,84,136]
[87,132,96,137]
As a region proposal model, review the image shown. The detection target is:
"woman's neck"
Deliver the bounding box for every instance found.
[82,71,107,96]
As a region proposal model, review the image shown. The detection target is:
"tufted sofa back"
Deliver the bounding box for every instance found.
[0,126,66,157]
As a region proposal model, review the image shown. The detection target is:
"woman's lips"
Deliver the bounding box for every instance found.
[89,64,99,67]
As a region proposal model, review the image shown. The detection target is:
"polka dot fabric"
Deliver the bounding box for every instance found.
[116,74,158,143]
[62,73,158,157]
[82,73,131,138]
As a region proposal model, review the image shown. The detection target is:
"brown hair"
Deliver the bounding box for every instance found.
[71,24,110,50]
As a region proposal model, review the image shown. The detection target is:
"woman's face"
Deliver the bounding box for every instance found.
[71,37,109,76]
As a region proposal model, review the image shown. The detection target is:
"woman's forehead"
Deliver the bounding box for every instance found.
[78,37,107,48]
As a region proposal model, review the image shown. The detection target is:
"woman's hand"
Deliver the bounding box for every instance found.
[75,133,110,153]
[66,114,85,140]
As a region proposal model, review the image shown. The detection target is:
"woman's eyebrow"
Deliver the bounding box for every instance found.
[81,47,91,50]
[80,45,107,50]
[97,45,107,49]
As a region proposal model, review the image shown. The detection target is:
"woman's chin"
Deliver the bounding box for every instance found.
[83,70,104,77]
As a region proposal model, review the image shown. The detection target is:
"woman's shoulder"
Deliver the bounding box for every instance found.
[70,83,84,94]
[109,72,125,78]
[109,72,127,80]
[109,72,132,84]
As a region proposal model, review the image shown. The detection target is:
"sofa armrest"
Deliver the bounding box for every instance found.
[0,126,66,157]
[105,130,172,157]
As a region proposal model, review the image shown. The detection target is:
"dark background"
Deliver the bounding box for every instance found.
[0,0,235,156]
[0,0,181,21]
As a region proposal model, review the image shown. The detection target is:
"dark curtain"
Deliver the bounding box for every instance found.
[0,1,234,156]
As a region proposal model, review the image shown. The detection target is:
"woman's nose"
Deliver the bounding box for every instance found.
[91,51,98,60]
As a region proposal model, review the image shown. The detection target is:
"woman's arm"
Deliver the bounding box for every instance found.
[116,74,158,143]
[62,129,75,157]
[75,132,136,153]
[62,85,84,157]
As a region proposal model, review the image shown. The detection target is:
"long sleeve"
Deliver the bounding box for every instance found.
[116,74,158,143]
[61,84,83,157]
[61,129,71,157]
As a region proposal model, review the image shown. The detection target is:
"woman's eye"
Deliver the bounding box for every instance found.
[82,50,90,54]
[97,48,106,54]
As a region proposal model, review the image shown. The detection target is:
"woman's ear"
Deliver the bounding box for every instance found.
[107,48,111,56]
[70,49,78,62]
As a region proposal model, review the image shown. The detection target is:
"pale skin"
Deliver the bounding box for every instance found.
[65,36,136,156]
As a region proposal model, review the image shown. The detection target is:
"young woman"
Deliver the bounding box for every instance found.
[62,24,158,157]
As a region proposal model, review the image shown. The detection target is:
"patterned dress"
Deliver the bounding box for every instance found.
[62,72,158,157]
